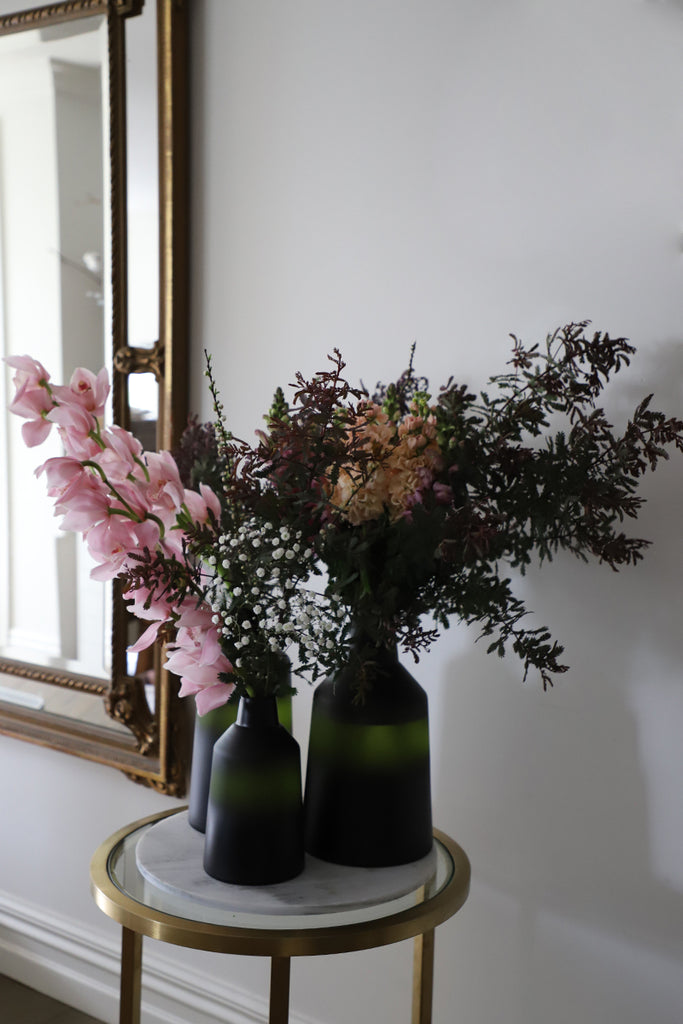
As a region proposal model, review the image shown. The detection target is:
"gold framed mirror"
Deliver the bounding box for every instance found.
[0,0,191,794]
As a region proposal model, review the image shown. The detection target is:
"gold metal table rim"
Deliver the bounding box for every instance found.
[90,807,471,958]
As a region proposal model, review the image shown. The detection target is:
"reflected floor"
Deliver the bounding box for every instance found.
[0,975,104,1024]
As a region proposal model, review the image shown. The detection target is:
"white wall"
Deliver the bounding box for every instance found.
[2,2,683,1023]
[190,1,683,1021]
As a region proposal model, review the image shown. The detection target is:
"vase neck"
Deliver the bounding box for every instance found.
[237,696,279,728]
[350,624,397,660]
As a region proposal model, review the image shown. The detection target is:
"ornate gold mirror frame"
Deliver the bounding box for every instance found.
[0,0,190,794]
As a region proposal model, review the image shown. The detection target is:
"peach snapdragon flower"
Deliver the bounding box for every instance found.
[329,401,443,525]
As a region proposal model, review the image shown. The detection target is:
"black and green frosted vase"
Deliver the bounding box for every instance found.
[188,703,239,833]
[188,697,293,834]
[203,696,304,885]
[304,637,432,867]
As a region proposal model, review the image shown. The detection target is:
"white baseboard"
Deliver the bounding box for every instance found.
[0,888,318,1024]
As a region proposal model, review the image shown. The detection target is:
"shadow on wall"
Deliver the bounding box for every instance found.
[429,335,683,962]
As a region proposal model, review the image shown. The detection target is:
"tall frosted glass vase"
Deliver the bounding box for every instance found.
[304,636,432,867]
[188,703,238,833]
[203,696,304,885]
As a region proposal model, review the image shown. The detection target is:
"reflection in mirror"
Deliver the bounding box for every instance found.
[0,0,191,794]
[128,370,159,451]
[0,14,111,683]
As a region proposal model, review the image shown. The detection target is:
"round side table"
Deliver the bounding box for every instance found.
[90,807,470,1024]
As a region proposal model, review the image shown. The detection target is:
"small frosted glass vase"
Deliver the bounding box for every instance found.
[203,696,304,885]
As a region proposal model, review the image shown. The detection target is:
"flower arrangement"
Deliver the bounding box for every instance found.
[6,321,683,711]
[243,323,683,689]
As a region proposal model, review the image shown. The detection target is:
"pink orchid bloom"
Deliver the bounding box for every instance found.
[20,417,54,448]
[99,425,144,475]
[8,377,54,420]
[86,516,160,581]
[157,527,187,560]
[107,477,153,521]
[36,456,85,497]
[57,475,111,531]
[182,483,222,525]
[51,367,109,417]
[128,620,163,654]
[166,652,225,687]
[95,439,141,484]
[164,609,234,714]
[7,376,55,447]
[4,354,50,388]
[124,586,182,654]
[47,403,101,460]
[125,586,177,625]
[180,679,235,716]
[143,451,186,513]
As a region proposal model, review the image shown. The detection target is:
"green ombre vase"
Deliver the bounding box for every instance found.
[188,703,238,833]
[188,696,293,834]
[303,635,433,867]
[203,696,304,885]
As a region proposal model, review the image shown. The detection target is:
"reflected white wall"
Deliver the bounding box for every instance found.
[1,53,64,659]
[0,20,110,678]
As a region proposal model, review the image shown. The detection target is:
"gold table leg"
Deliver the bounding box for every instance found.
[120,927,142,1024]
[412,929,435,1024]
[269,956,291,1024]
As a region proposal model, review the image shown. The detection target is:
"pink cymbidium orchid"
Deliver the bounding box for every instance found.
[51,366,109,418]
[5,355,231,713]
[165,607,234,715]
[5,356,56,446]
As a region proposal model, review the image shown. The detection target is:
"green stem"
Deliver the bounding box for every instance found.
[82,459,166,538]
[132,455,150,482]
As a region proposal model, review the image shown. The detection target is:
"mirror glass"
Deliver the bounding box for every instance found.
[0,11,112,702]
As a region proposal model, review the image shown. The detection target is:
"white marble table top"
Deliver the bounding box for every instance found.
[135,810,438,916]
